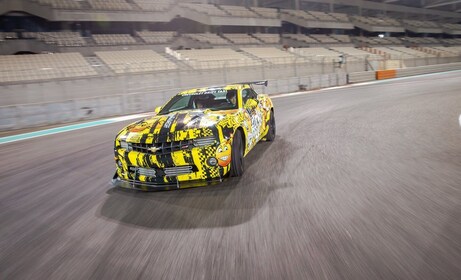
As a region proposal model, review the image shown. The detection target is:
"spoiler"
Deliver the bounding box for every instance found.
[238,80,268,87]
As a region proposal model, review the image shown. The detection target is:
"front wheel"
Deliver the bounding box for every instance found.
[230,130,244,177]
[265,110,276,142]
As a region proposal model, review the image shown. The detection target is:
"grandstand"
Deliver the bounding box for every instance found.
[222,34,261,45]
[179,3,228,17]
[1,0,461,131]
[167,48,260,69]
[402,19,443,33]
[401,37,441,46]
[249,7,278,19]
[33,32,86,47]
[442,23,461,35]
[281,9,354,29]
[240,47,300,64]
[354,36,403,46]
[329,47,383,60]
[440,38,461,45]
[92,34,138,46]
[309,34,339,44]
[0,53,97,83]
[87,0,134,11]
[0,1,460,86]
[220,5,258,17]
[330,35,352,44]
[136,31,176,44]
[95,50,177,73]
[132,0,174,12]
[31,0,82,9]
[183,33,230,45]
[290,47,342,61]
[350,15,405,32]
[252,33,280,44]
[283,34,320,45]
[308,11,337,22]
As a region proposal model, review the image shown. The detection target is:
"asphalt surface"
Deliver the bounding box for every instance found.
[1,71,460,280]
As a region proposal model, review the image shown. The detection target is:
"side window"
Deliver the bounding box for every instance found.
[242,88,257,104]
[249,89,258,99]
[242,89,250,104]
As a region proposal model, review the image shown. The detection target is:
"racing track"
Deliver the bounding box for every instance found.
[1,71,460,280]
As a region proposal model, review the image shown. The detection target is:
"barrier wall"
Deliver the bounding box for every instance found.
[0,72,347,131]
[347,62,461,84]
[396,62,461,77]
[347,71,376,83]
[2,62,461,132]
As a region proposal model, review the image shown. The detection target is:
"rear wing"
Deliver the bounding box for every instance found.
[238,80,268,87]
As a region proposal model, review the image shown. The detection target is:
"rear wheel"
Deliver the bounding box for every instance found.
[265,110,276,142]
[230,130,244,177]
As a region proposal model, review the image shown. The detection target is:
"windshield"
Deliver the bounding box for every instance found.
[158,88,238,115]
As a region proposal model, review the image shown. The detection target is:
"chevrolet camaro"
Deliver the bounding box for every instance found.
[112,81,275,190]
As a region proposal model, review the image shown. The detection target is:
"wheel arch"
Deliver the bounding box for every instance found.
[235,126,247,156]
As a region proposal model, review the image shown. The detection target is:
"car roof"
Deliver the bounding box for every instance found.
[178,84,249,96]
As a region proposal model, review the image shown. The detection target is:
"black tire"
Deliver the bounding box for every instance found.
[230,130,244,177]
[265,110,276,142]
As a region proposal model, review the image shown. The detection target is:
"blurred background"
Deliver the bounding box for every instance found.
[1,2,461,279]
[1,0,461,131]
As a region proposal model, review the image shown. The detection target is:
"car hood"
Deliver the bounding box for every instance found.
[119,110,232,143]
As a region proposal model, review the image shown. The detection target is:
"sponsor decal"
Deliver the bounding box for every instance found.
[127,133,142,143]
[216,137,232,167]
[182,88,227,96]
[163,114,176,129]
[129,121,149,132]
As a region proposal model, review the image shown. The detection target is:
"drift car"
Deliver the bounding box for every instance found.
[112,81,275,190]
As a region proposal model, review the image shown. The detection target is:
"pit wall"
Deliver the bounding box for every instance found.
[1,62,461,132]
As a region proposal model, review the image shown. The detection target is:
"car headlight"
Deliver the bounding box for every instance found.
[120,140,132,151]
[194,137,216,147]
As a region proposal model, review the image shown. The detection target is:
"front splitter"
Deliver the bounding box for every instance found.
[111,173,224,191]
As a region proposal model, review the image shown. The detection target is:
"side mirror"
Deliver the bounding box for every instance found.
[245,99,258,109]
[154,106,161,114]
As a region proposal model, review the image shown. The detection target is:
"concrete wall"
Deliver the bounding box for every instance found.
[0,72,347,131]
[347,62,461,84]
[2,60,461,132]
[348,71,376,83]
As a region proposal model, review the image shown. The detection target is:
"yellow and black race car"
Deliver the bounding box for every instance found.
[112,81,275,190]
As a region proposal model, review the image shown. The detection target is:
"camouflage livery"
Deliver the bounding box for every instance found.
[112,83,274,190]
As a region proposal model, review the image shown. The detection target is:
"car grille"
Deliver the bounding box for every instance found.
[137,167,157,177]
[164,166,194,176]
[131,140,194,155]
[129,165,195,177]
[130,137,216,155]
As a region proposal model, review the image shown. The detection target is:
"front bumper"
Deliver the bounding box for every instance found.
[114,140,231,187]
[111,172,224,191]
